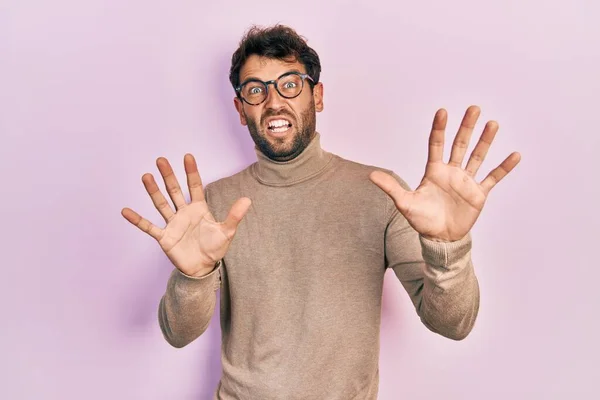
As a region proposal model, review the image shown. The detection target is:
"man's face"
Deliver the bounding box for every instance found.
[234,55,324,162]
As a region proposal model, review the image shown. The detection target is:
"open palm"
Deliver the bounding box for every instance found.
[121,154,251,277]
[370,106,521,242]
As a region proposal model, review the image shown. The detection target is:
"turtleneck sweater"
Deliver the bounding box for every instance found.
[158,132,480,400]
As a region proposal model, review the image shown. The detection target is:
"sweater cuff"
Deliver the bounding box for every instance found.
[170,261,222,293]
[419,233,472,268]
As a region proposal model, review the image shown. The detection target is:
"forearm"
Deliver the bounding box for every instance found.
[415,233,480,340]
[158,263,221,348]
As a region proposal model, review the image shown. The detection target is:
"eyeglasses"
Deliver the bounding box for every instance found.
[235,71,315,106]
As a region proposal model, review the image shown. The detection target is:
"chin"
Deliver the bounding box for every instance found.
[248,119,312,161]
[264,137,304,161]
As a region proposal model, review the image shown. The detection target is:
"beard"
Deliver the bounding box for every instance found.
[246,100,316,162]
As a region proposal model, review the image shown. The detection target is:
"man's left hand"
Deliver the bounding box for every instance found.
[370,105,521,242]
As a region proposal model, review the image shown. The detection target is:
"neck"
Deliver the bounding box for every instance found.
[251,132,334,187]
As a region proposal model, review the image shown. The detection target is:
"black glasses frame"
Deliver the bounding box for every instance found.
[235,71,315,106]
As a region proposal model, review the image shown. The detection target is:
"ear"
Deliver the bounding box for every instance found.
[313,82,324,112]
[233,97,247,126]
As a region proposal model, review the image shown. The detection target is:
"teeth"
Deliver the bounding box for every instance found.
[268,119,290,128]
[271,125,289,133]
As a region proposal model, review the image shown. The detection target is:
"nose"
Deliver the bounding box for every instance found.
[263,82,286,109]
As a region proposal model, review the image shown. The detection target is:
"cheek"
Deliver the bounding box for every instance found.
[290,97,312,118]
[243,107,261,124]
[294,100,313,120]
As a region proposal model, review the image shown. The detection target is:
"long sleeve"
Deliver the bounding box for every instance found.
[157,186,223,348]
[383,172,480,340]
[157,261,222,348]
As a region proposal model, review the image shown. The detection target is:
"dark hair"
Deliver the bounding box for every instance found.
[229,24,321,93]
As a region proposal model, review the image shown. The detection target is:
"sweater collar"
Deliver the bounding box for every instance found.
[251,132,334,186]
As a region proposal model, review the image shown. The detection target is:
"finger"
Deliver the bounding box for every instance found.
[427,108,447,164]
[221,197,252,238]
[480,152,522,194]
[121,207,164,241]
[156,157,187,210]
[448,105,481,167]
[465,120,498,177]
[183,153,205,203]
[369,171,410,212]
[142,173,175,222]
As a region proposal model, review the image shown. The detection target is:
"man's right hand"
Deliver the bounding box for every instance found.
[121,154,251,277]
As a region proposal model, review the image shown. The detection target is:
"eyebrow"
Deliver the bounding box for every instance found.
[240,69,304,84]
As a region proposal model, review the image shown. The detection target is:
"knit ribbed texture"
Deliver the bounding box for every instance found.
[158,132,480,399]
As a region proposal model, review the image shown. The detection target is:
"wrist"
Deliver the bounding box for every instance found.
[421,231,469,243]
[421,234,451,243]
[190,260,221,278]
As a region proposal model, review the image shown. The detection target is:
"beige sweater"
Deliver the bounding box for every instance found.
[158,133,480,399]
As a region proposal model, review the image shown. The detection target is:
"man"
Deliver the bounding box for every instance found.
[121,24,520,399]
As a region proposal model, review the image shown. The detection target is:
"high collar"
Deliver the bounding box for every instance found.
[251,132,334,187]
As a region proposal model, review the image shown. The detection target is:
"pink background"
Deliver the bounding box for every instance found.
[2,0,598,399]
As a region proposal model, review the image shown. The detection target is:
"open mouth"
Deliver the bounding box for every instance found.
[267,118,292,134]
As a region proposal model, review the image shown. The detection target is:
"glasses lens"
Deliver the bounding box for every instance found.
[277,74,303,98]
[241,81,267,105]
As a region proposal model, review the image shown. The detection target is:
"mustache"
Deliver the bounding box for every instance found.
[261,110,296,125]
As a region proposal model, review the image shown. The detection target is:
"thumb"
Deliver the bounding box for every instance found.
[222,197,252,237]
[369,171,410,211]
